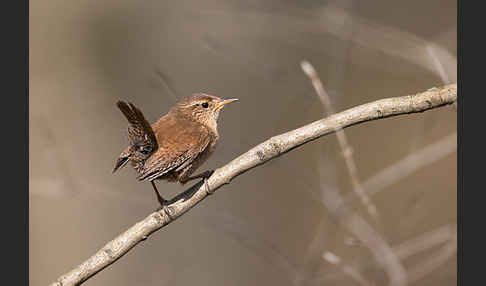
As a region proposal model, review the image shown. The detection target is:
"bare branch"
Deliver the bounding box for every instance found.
[301,60,380,222]
[49,83,457,286]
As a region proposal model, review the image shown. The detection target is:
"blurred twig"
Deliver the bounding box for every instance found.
[393,224,456,260]
[204,211,298,284]
[302,60,403,286]
[352,224,456,284]
[406,234,457,283]
[341,131,457,205]
[322,251,374,286]
[301,60,380,222]
[426,41,457,111]
[319,5,457,77]
[315,224,456,285]
[49,83,457,286]
[391,224,457,284]
[318,167,407,286]
[426,44,450,84]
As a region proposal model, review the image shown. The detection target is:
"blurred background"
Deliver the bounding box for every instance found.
[29,0,457,285]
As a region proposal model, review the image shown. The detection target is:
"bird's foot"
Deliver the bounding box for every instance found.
[151,181,169,212]
[153,198,170,212]
[197,170,214,195]
[185,169,214,181]
[182,169,215,194]
[203,177,214,195]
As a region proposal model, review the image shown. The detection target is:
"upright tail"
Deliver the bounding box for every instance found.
[113,101,158,173]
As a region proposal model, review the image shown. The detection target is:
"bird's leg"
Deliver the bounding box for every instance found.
[151,181,168,209]
[181,170,215,194]
[184,170,215,182]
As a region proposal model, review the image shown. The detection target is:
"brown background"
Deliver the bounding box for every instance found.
[30,0,457,285]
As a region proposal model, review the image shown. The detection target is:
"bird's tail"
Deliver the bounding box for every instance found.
[115,101,157,147]
[113,101,158,173]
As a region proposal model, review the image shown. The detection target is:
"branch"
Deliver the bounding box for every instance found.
[300,60,380,222]
[49,83,457,286]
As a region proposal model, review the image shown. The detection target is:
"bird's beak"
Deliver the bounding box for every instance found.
[214,98,238,110]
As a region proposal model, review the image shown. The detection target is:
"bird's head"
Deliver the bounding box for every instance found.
[172,93,238,129]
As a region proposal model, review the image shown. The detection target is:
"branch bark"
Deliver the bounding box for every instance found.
[49,83,457,286]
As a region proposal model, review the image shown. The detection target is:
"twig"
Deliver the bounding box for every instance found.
[393,224,455,260]
[314,224,456,284]
[317,168,407,286]
[293,220,327,286]
[426,44,450,84]
[341,131,457,205]
[49,83,457,286]
[302,59,391,285]
[406,235,457,283]
[426,42,456,110]
[392,224,457,284]
[301,60,380,222]
[322,251,374,286]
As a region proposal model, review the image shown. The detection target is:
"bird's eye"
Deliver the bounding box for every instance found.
[201,102,209,108]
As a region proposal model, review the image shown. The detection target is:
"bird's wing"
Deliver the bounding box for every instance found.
[116,101,158,157]
[137,124,212,181]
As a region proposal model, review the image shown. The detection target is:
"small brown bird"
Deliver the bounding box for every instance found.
[113,93,238,206]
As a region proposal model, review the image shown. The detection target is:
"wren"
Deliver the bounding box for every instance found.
[113,93,238,206]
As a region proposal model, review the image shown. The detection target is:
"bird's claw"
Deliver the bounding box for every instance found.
[153,199,169,212]
[203,177,214,195]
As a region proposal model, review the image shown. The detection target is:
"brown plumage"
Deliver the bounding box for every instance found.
[113,93,238,206]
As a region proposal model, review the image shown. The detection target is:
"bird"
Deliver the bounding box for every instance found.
[113,93,238,207]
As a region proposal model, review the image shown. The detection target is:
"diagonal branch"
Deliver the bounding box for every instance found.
[49,83,457,286]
